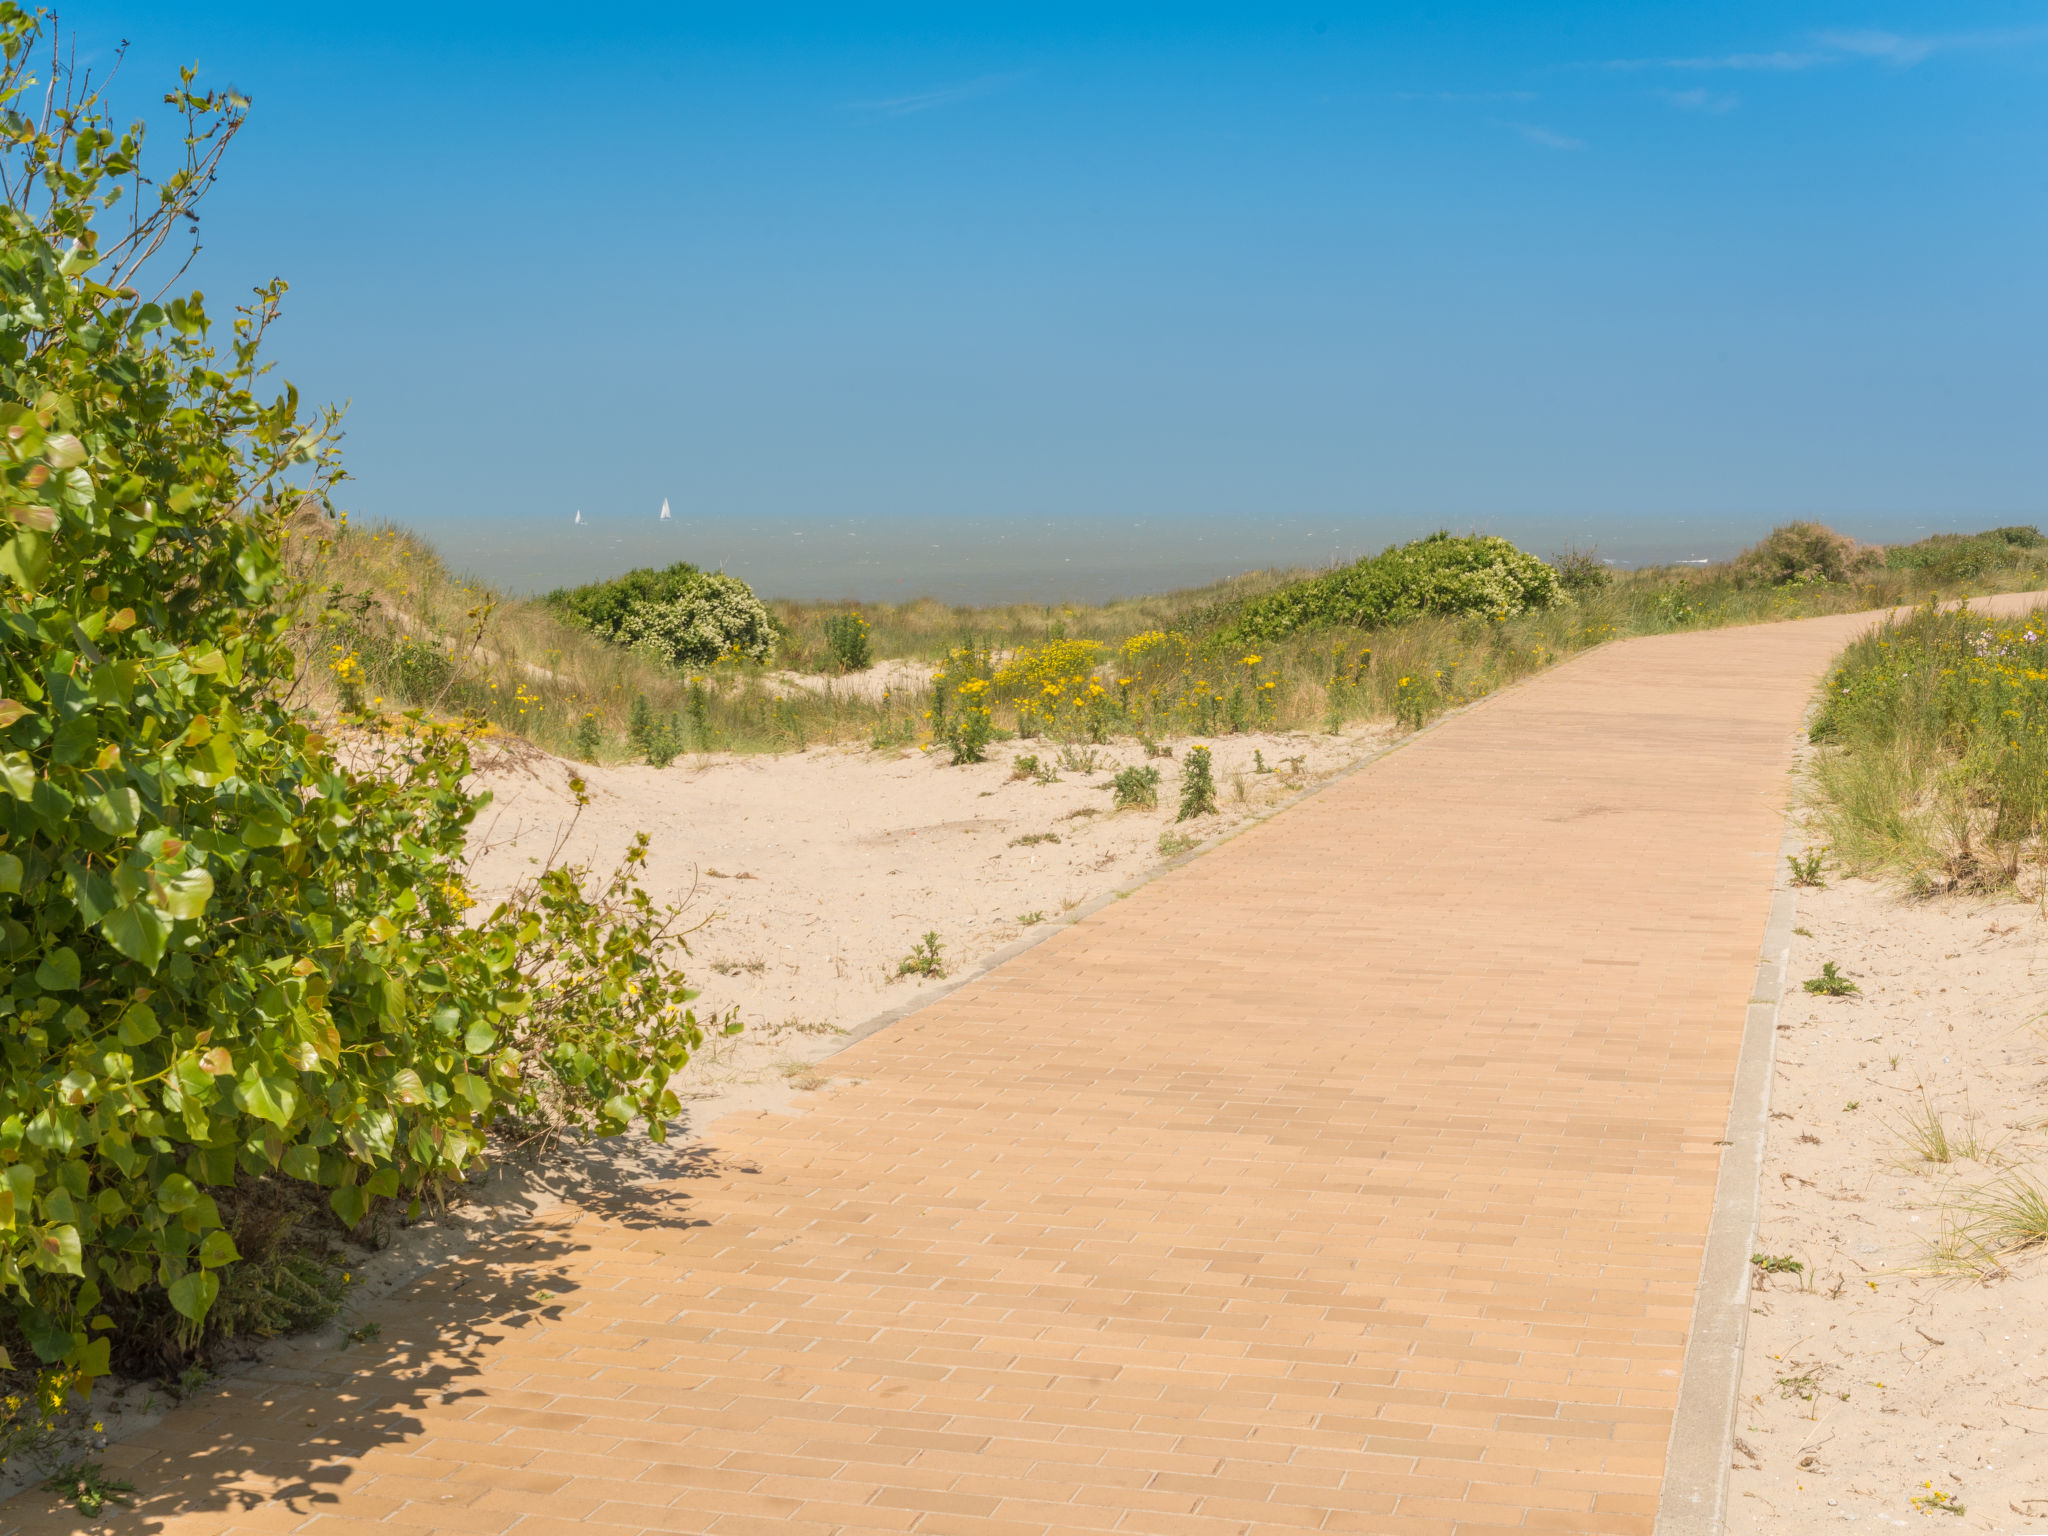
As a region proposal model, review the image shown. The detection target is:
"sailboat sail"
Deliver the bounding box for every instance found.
[573,509,583,525]
[659,498,671,520]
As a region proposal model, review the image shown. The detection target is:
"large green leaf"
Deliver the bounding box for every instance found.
[0,750,33,800]
[87,783,140,835]
[33,946,80,991]
[0,529,50,591]
[100,899,171,969]
[232,1066,297,1127]
[157,865,214,920]
[167,1268,219,1323]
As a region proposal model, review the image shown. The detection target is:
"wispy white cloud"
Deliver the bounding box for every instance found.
[1601,50,1821,72]
[1813,28,1938,64]
[847,72,1025,118]
[1656,87,1740,113]
[1597,24,2048,73]
[1395,90,1538,104]
[1503,122,1586,151]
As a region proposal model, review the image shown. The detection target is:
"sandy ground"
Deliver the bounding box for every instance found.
[462,721,1394,1133]
[1730,855,2048,1531]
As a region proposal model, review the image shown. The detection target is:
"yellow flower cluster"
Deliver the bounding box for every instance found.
[994,638,1105,698]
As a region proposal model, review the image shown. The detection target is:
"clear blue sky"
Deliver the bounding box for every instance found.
[73,3,2048,599]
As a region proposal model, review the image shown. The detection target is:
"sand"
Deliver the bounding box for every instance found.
[461,719,1394,1132]
[1730,858,2048,1532]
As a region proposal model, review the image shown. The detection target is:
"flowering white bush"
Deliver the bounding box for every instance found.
[617,572,777,667]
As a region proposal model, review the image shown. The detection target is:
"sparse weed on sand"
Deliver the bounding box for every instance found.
[1803,961,1859,995]
[895,932,947,980]
[1787,848,1827,887]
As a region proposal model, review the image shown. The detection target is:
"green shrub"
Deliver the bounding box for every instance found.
[822,613,873,671]
[573,712,603,763]
[1553,547,1611,597]
[1112,765,1160,810]
[390,638,453,704]
[642,713,685,768]
[1731,522,1881,587]
[1177,746,1218,820]
[546,561,703,638]
[548,565,775,668]
[1226,532,1564,643]
[0,19,714,1404]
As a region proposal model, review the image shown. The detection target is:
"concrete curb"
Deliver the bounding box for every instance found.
[1651,816,1801,1535]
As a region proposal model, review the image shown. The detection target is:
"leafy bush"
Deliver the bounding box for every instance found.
[548,564,775,668]
[1112,765,1160,810]
[1731,522,1881,587]
[546,561,703,637]
[1552,547,1611,596]
[0,18,714,1403]
[822,613,873,671]
[1226,533,1565,643]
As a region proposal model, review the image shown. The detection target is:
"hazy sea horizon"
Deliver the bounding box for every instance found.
[410,511,2038,606]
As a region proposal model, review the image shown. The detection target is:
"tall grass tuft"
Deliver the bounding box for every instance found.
[1810,600,2048,891]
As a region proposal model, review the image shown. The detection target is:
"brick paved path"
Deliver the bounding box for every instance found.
[6,606,2014,1536]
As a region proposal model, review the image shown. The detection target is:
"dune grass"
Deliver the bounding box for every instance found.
[1809,597,2048,893]
[290,515,2048,763]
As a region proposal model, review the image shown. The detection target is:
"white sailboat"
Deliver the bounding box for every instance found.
[573,508,583,525]
[659,498,671,521]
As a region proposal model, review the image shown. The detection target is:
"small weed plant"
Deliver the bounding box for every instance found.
[896,932,947,979]
[1113,765,1161,810]
[1787,848,1826,887]
[1803,962,1859,995]
[1057,744,1102,774]
[1010,832,1059,847]
[1911,1487,1966,1517]
[1178,746,1219,820]
[574,711,604,762]
[42,1460,134,1518]
[642,712,686,767]
[1010,754,1040,780]
[822,612,874,671]
[1750,1253,1803,1279]
[1158,830,1199,858]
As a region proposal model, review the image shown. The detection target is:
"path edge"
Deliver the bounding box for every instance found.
[1652,817,1800,1535]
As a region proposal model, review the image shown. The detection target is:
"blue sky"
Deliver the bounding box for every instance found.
[71,3,2048,598]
